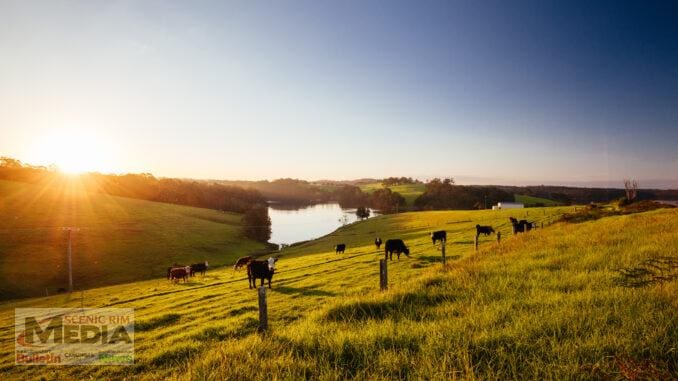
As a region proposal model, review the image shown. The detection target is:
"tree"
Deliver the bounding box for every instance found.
[370,188,406,213]
[623,179,638,203]
[355,206,371,220]
[242,205,271,242]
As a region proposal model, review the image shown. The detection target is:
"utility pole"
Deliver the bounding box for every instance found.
[62,227,79,293]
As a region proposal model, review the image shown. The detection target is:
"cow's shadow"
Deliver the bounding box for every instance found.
[453,240,475,245]
[274,285,336,297]
[176,281,202,287]
[417,255,461,263]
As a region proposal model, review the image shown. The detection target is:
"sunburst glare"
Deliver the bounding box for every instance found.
[30,130,117,174]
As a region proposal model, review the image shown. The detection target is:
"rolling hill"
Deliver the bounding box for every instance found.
[0,179,267,300]
[359,182,426,207]
[1,206,675,379]
[359,183,562,209]
[514,194,561,207]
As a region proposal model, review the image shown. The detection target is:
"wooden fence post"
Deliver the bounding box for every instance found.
[497,231,501,244]
[379,259,388,291]
[258,286,268,332]
[474,234,478,252]
[441,241,446,265]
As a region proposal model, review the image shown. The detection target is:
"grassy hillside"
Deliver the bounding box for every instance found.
[0,179,267,300]
[2,206,675,379]
[360,182,426,206]
[514,194,561,207]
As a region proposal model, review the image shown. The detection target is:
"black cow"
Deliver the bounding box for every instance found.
[476,225,495,236]
[431,230,447,245]
[190,261,209,276]
[233,256,252,270]
[374,237,382,250]
[384,239,410,261]
[509,217,533,233]
[247,257,278,289]
[335,244,346,254]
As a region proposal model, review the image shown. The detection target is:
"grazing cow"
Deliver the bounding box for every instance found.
[190,261,209,276]
[374,237,383,250]
[335,244,346,254]
[431,230,447,245]
[476,224,495,237]
[233,256,252,270]
[509,217,533,233]
[166,264,185,279]
[384,239,410,261]
[247,257,278,289]
[168,266,190,283]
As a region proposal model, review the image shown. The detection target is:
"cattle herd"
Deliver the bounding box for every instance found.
[166,261,209,283]
[167,215,538,290]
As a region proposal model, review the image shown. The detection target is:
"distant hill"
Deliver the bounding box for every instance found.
[0,179,267,300]
[498,185,678,205]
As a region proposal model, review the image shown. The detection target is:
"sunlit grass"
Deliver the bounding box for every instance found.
[0,179,266,299]
[1,206,675,379]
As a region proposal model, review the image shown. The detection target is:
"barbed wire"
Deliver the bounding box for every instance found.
[0,214,563,233]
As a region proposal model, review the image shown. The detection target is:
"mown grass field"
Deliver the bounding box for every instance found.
[514,194,561,207]
[359,182,426,207]
[0,179,266,300]
[1,206,675,379]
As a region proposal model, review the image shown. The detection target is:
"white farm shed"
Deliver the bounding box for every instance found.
[492,202,524,210]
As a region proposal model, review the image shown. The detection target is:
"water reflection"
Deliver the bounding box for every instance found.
[268,203,378,245]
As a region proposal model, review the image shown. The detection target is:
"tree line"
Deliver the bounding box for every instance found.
[414,178,513,210]
[381,177,422,186]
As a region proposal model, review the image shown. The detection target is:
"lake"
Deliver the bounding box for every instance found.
[268,203,378,245]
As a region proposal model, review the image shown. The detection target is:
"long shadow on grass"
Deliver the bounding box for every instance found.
[274,333,421,379]
[136,313,181,332]
[274,285,336,297]
[417,255,461,263]
[452,240,475,245]
[190,317,259,342]
[325,291,450,322]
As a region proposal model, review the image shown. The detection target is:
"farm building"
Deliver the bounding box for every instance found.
[492,202,524,210]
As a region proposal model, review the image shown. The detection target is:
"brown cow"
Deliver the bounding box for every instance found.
[168,266,190,283]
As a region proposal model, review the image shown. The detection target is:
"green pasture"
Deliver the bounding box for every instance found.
[0,179,266,300]
[1,205,675,379]
[359,182,426,207]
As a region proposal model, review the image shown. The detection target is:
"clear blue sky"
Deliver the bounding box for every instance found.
[1,1,677,186]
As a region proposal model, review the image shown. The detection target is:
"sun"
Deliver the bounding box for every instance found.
[32,130,117,174]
